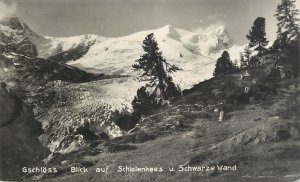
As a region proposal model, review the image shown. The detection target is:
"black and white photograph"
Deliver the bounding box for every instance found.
[0,0,299,181]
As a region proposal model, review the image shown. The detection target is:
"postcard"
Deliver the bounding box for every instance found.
[0,0,299,181]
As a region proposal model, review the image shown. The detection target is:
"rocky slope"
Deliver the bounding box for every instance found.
[0,19,100,85]
[0,86,49,181]
[0,16,122,158]
[0,16,106,59]
[35,78,144,154]
[26,55,300,181]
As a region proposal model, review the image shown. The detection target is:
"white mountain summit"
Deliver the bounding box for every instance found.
[0,16,244,139]
[66,24,238,88]
[0,17,243,109]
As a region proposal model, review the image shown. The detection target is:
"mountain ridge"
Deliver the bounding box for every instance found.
[0,16,235,61]
[0,16,106,59]
[0,16,245,112]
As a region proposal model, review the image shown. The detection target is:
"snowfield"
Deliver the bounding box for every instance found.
[0,17,246,116]
[67,25,244,89]
[0,17,244,90]
[37,24,246,114]
[34,34,107,58]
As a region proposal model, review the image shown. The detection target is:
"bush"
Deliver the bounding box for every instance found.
[268,67,282,82]
[132,86,158,116]
[165,76,181,99]
[114,114,138,131]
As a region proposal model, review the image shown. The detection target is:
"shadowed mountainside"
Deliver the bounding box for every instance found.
[0,87,49,181]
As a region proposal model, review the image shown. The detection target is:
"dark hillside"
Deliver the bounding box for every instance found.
[32,53,300,181]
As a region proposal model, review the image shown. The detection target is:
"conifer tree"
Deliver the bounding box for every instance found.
[133,33,181,102]
[246,17,269,54]
[241,46,253,68]
[240,53,246,69]
[275,0,299,41]
[165,76,181,99]
[213,51,236,76]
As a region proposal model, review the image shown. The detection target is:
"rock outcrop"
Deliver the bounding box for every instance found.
[0,86,49,180]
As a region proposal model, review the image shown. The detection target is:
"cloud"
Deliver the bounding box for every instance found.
[192,21,225,34]
[0,0,17,20]
[207,13,227,20]
[193,18,203,25]
[191,13,227,34]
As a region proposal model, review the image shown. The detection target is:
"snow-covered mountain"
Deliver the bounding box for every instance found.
[67,24,238,88]
[0,17,98,84]
[0,16,106,59]
[0,16,245,151]
[67,25,210,87]
[0,16,246,110]
[1,16,242,89]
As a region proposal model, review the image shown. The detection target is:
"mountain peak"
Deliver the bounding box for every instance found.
[216,25,225,31]
[0,16,23,29]
[216,26,231,44]
[162,24,174,29]
[215,25,228,36]
[160,24,177,33]
[0,15,18,22]
[153,24,182,40]
[0,16,34,38]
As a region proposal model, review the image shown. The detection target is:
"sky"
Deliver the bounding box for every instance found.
[2,0,297,45]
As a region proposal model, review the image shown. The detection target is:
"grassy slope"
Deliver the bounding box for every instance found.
[36,67,300,182]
